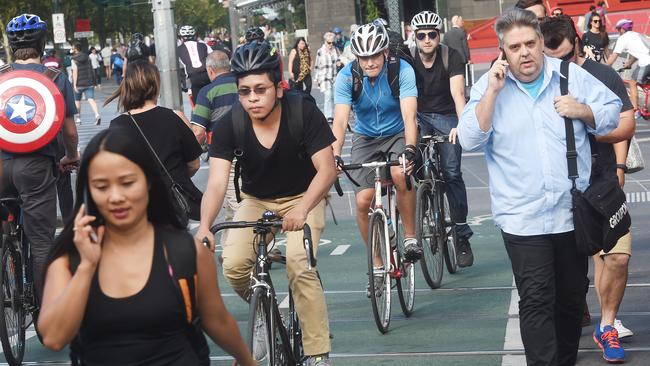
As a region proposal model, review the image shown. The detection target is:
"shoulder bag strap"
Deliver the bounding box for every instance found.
[127,111,177,185]
[560,61,579,191]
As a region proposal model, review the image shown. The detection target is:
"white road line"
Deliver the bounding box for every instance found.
[636,137,650,143]
[329,244,350,256]
[278,294,290,309]
[502,277,525,365]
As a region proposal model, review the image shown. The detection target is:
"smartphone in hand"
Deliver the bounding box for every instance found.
[83,187,102,243]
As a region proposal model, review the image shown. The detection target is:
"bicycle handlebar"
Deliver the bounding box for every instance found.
[208,213,317,269]
[421,134,450,143]
[339,160,401,171]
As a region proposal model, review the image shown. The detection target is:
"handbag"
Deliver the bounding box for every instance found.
[626,136,645,173]
[560,61,631,256]
[127,112,190,225]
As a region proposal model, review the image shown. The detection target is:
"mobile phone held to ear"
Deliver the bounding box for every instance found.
[83,187,103,242]
[499,47,506,61]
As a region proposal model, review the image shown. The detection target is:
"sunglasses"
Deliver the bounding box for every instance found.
[327,41,333,45]
[416,31,438,41]
[553,12,563,16]
[592,19,601,23]
[237,85,275,97]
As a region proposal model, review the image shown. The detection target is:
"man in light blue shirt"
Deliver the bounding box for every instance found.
[332,22,420,295]
[458,9,621,366]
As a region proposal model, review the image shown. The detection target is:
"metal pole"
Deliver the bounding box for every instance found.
[385,0,401,32]
[152,0,182,110]
[229,0,239,51]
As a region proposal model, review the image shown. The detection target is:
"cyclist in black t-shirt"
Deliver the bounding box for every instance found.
[195,41,336,366]
[411,11,475,267]
[542,17,636,363]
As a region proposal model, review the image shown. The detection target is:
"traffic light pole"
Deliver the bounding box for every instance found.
[152,0,182,110]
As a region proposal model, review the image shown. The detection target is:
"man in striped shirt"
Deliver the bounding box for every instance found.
[190,50,237,144]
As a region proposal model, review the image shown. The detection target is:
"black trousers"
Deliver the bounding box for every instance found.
[502,231,588,366]
[293,74,312,94]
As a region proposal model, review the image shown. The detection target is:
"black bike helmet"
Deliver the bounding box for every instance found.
[244,27,265,43]
[231,41,281,81]
[6,14,47,53]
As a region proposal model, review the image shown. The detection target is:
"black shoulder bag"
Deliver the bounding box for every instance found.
[128,112,190,226]
[560,61,630,256]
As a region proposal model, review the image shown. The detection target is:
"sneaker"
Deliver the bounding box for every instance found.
[252,316,267,361]
[366,266,384,298]
[403,238,422,262]
[456,237,474,268]
[304,354,331,366]
[581,302,591,327]
[75,115,81,124]
[593,325,625,363]
[95,115,101,125]
[614,319,633,339]
[327,117,333,125]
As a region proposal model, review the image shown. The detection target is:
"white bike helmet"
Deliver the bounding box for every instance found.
[350,23,389,57]
[179,25,195,38]
[411,11,443,31]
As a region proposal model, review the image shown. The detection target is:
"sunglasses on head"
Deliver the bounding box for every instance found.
[416,31,438,41]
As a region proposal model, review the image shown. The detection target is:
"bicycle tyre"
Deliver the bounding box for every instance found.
[247,287,275,365]
[394,209,415,317]
[287,292,305,363]
[441,191,459,274]
[367,211,391,333]
[0,236,25,366]
[416,182,443,289]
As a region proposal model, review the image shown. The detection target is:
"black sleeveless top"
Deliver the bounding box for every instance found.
[77,227,202,365]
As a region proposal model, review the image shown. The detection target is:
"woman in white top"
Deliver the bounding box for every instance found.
[89,47,102,88]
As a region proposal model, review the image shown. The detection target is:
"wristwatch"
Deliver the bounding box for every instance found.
[616,164,628,173]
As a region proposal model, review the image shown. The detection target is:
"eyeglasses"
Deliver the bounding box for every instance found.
[416,31,438,41]
[237,85,275,97]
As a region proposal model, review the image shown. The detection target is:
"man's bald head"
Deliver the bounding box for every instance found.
[206,50,230,72]
[451,15,464,28]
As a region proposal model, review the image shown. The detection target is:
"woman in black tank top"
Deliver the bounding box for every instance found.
[38,129,254,366]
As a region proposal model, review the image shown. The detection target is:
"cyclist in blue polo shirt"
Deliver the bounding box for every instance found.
[332,22,420,296]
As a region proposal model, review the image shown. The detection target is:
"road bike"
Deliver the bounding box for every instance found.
[0,197,39,366]
[338,157,415,333]
[415,134,458,290]
[209,211,315,365]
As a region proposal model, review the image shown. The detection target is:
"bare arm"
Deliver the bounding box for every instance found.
[39,256,95,351]
[606,52,619,66]
[71,65,78,90]
[61,117,79,160]
[332,103,351,156]
[614,140,629,187]
[174,109,192,128]
[195,158,231,246]
[191,124,207,145]
[399,96,418,146]
[449,74,467,118]
[195,240,254,365]
[595,109,635,144]
[288,49,296,79]
[282,146,337,232]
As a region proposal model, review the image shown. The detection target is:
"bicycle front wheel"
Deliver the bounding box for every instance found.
[367,211,391,333]
[0,237,25,366]
[395,209,415,317]
[441,191,459,274]
[417,182,443,289]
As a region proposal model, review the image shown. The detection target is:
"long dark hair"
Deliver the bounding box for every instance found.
[104,59,160,111]
[46,128,185,269]
[293,37,308,52]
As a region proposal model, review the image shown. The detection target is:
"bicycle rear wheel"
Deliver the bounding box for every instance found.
[0,237,25,366]
[367,211,391,333]
[394,209,415,317]
[441,191,459,274]
[416,182,443,289]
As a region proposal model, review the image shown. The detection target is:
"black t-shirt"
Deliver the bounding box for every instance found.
[581,59,633,177]
[582,31,608,63]
[413,46,465,114]
[209,97,335,199]
[110,107,202,198]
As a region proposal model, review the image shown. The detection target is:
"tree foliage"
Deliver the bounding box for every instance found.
[364,0,382,23]
[174,0,228,36]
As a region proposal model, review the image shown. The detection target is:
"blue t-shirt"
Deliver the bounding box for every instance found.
[334,59,418,137]
[2,63,77,160]
[520,68,544,99]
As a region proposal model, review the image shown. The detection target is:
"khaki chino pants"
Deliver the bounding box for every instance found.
[222,192,331,355]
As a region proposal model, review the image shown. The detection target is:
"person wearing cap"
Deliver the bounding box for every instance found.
[332,26,347,53]
[607,19,650,113]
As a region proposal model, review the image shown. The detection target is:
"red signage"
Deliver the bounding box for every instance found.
[75,19,91,32]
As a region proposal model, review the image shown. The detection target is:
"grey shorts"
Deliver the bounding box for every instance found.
[349,132,405,192]
[631,64,649,83]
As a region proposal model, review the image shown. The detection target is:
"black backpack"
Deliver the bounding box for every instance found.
[351,42,449,101]
[69,227,209,365]
[126,40,148,61]
[231,91,315,202]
